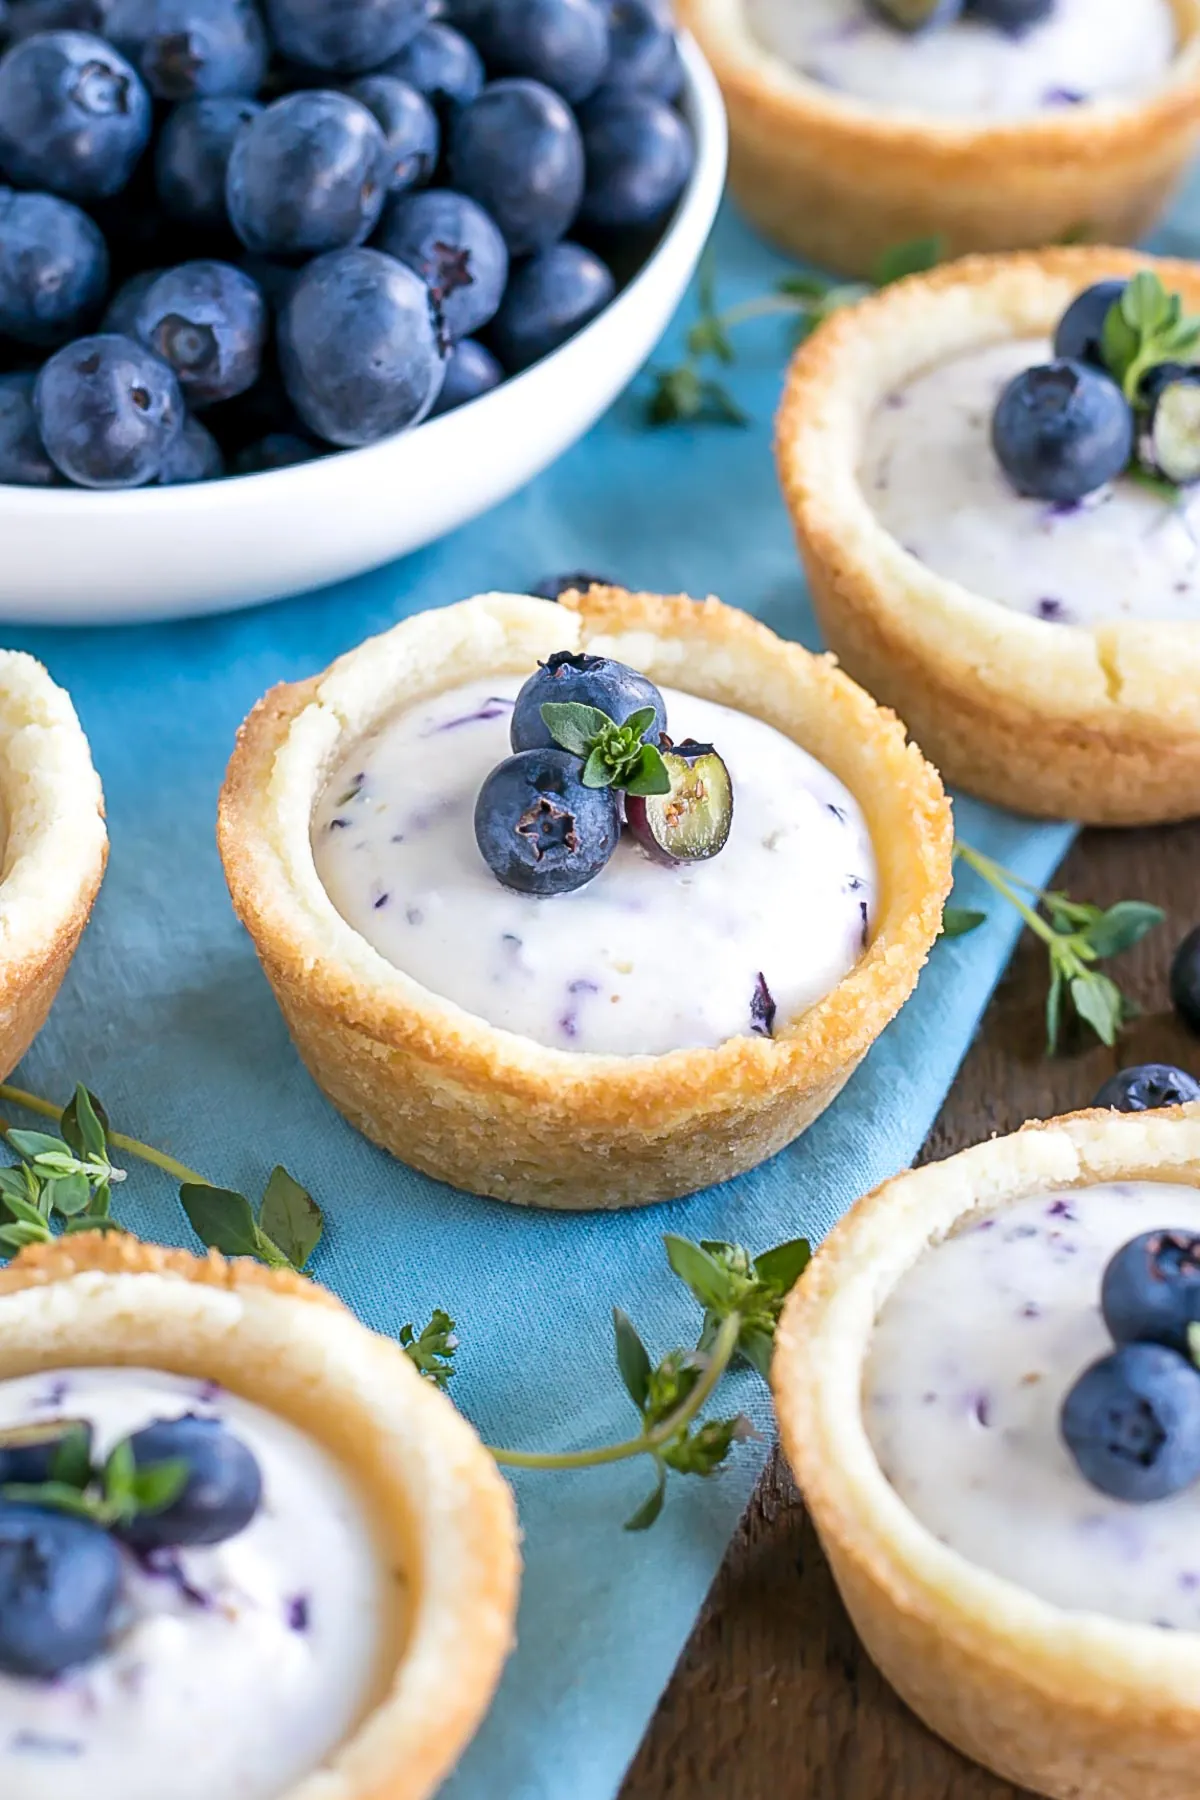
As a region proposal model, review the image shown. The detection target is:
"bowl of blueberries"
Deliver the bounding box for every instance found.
[0,0,725,623]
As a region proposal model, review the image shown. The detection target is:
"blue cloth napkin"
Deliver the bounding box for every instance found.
[2,200,1085,1800]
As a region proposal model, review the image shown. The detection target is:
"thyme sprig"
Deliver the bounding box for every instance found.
[2,1432,187,1529]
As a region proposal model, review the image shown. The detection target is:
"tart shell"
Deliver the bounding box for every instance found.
[777,246,1200,826]
[0,1233,521,1800]
[772,1104,1200,1800]
[0,651,107,1073]
[217,587,952,1211]
[680,0,1200,277]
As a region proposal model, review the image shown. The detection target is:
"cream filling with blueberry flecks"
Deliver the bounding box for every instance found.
[745,0,1176,118]
[311,676,876,1056]
[0,1368,392,1800]
[861,336,1200,625]
[865,1182,1200,1629]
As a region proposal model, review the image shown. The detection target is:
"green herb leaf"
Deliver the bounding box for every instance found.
[130,1459,188,1516]
[3,1190,51,1231]
[0,1478,97,1519]
[539,701,612,756]
[752,1236,812,1296]
[940,906,987,939]
[1045,964,1065,1056]
[613,1307,652,1412]
[1082,900,1166,959]
[258,1166,323,1271]
[399,1309,458,1389]
[871,234,945,287]
[60,1086,108,1162]
[662,1413,749,1477]
[102,1438,137,1517]
[50,1424,93,1490]
[180,1183,263,1259]
[664,1235,736,1312]
[5,1130,69,1161]
[0,1221,50,1251]
[624,1461,666,1531]
[1069,971,1125,1046]
[622,745,672,797]
[49,1172,92,1218]
[581,744,613,788]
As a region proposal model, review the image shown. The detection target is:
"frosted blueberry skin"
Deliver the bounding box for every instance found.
[0,190,108,348]
[346,74,439,195]
[1170,927,1200,1037]
[264,0,430,74]
[1060,1341,1200,1503]
[116,1415,263,1551]
[1093,1064,1200,1113]
[510,650,667,751]
[135,260,267,407]
[470,0,611,105]
[1102,1229,1200,1354]
[447,78,585,256]
[487,241,614,373]
[375,187,508,341]
[428,336,502,416]
[603,0,683,98]
[0,30,152,201]
[99,268,161,336]
[972,0,1054,28]
[1053,279,1127,368]
[230,428,320,471]
[991,360,1135,504]
[122,0,269,101]
[474,746,622,895]
[157,412,223,482]
[225,90,390,258]
[0,1419,92,1484]
[154,96,262,230]
[0,1507,121,1679]
[35,334,184,488]
[380,22,484,109]
[577,88,693,228]
[2,0,107,40]
[0,372,63,486]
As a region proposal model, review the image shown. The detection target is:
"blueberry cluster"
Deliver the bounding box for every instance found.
[473,650,733,895]
[0,0,695,488]
[0,1411,261,1678]
[870,0,1053,34]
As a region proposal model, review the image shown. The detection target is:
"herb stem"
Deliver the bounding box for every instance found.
[953,841,1060,950]
[0,1083,209,1190]
[488,1311,741,1471]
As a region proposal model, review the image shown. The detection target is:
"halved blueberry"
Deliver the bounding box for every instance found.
[510,650,666,751]
[991,359,1134,503]
[1102,1229,1200,1354]
[0,1503,121,1677]
[1052,279,1127,367]
[1092,1063,1200,1113]
[474,747,621,895]
[1140,363,1200,486]
[115,1414,263,1550]
[1060,1341,1200,1502]
[625,738,732,862]
[0,1417,92,1484]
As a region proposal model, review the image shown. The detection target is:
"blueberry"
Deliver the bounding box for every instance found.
[626,739,733,862]
[578,89,692,228]
[1171,926,1200,1036]
[601,0,682,97]
[0,31,151,201]
[157,410,223,480]
[3,0,105,40]
[0,1418,92,1483]
[510,649,665,751]
[968,0,1054,30]
[346,74,438,195]
[279,245,443,445]
[115,1415,263,1550]
[381,22,483,109]
[1140,363,1200,486]
[264,0,429,74]
[1052,280,1127,368]
[156,95,261,229]
[448,78,584,255]
[867,0,964,26]
[136,259,266,405]
[471,0,610,104]
[374,187,507,340]
[530,569,615,600]
[1060,1342,1200,1502]
[487,240,613,372]
[474,747,621,895]
[428,334,501,414]
[1102,1230,1200,1355]
[0,371,61,484]
[35,332,184,487]
[1092,1063,1200,1112]
[0,1503,121,1677]
[226,90,389,256]
[109,0,268,98]
[231,428,319,470]
[100,265,161,333]
[991,360,1134,503]
[0,189,108,346]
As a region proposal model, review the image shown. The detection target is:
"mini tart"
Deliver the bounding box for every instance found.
[778,246,1200,826]
[0,1232,520,1800]
[0,651,107,1071]
[773,1104,1200,1800]
[217,587,952,1211]
[680,0,1200,276]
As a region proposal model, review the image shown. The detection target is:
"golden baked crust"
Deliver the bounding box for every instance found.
[773,1105,1200,1800]
[216,587,952,1211]
[0,651,107,1074]
[681,0,1200,275]
[0,1232,521,1800]
[777,246,1200,825]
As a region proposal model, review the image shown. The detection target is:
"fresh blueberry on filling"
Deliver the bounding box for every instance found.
[991,360,1135,504]
[1139,363,1200,486]
[1102,1229,1200,1354]
[1092,1063,1200,1113]
[1052,279,1128,369]
[474,747,622,895]
[0,1418,92,1486]
[625,737,733,862]
[866,0,964,29]
[115,1414,263,1550]
[0,1504,122,1677]
[1060,1341,1200,1503]
[969,0,1055,31]
[1170,926,1200,1036]
[510,651,666,753]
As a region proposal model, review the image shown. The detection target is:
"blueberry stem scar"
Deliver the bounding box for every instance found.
[0,1082,208,1189]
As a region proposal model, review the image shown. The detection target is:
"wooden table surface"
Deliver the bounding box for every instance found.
[620,819,1200,1800]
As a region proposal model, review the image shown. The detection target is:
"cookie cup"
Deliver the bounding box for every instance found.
[773,1105,1200,1800]
[217,587,952,1211]
[778,247,1200,825]
[680,0,1200,276]
[0,1233,520,1800]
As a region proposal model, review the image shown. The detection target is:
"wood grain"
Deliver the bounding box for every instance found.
[621,821,1200,1800]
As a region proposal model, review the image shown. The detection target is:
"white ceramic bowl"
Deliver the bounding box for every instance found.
[0,38,727,626]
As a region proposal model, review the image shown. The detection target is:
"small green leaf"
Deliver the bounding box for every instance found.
[0,1479,98,1520]
[776,272,834,300]
[1123,270,1169,333]
[1070,972,1124,1046]
[663,1235,737,1311]
[647,363,703,425]
[0,1222,49,1251]
[940,906,987,939]
[6,1130,69,1161]
[258,1166,323,1271]
[686,314,734,365]
[620,705,658,741]
[0,1167,28,1204]
[131,1459,188,1515]
[697,378,749,428]
[1082,901,1165,959]
[612,1307,652,1412]
[735,1328,776,1382]
[622,745,672,797]
[180,1183,263,1259]
[50,1424,93,1491]
[1046,965,1065,1056]
[1101,299,1140,386]
[103,1438,136,1510]
[60,1086,108,1162]
[624,1462,666,1532]
[581,744,614,788]
[871,234,945,287]
[753,1235,812,1296]
[3,1190,50,1231]
[49,1172,92,1218]
[539,700,614,756]
[399,1308,458,1388]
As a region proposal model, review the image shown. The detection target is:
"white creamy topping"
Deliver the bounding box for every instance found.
[0,1368,390,1800]
[865,1182,1200,1630]
[862,337,1200,626]
[312,675,876,1056]
[745,0,1175,118]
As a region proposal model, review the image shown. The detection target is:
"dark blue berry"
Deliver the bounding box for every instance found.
[867,0,964,25]
[381,22,483,109]
[0,371,62,484]
[0,1418,92,1483]
[472,0,610,104]
[226,90,389,256]
[155,95,261,229]
[264,0,429,74]
[1102,1230,1200,1355]
[1060,1342,1200,1502]
[0,30,151,201]
[136,259,266,405]
[279,245,443,445]
[530,569,615,600]
[115,1415,263,1550]
[578,89,692,227]
[1092,1063,1200,1112]
[158,410,223,480]
[1140,363,1200,486]
[601,0,681,97]
[0,1503,121,1677]
[108,0,268,99]
[35,332,184,487]
[510,650,665,751]
[474,747,621,895]
[0,188,108,346]
[100,266,161,333]
[968,0,1054,31]
[1171,927,1200,1036]
[448,78,584,255]
[991,360,1134,503]
[346,74,438,195]
[2,0,106,41]
[374,187,507,340]
[488,240,613,371]
[1052,279,1126,367]
[231,428,319,470]
[428,334,501,414]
